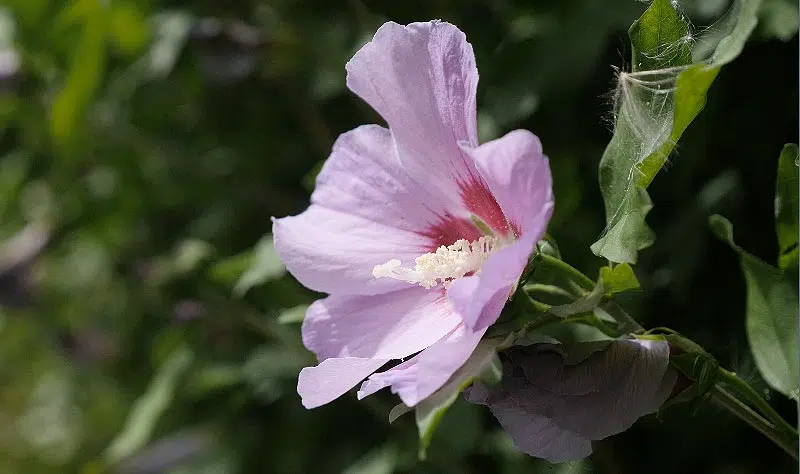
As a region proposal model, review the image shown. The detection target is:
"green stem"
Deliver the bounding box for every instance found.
[517,291,552,313]
[536,254,596,291]
[599,299,646,335]
[711,385,798,460]
[718,368,799,438]
[522,283,576,299]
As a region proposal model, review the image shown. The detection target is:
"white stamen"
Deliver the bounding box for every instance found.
[372,236,501,289]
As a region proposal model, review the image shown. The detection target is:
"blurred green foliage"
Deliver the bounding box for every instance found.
[0,0,796,473]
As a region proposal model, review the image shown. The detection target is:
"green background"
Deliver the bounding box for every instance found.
[0,0,797,472]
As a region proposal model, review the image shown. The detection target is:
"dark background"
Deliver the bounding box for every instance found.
[0,0,797,472]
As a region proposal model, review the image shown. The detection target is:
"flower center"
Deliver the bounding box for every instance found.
[372,235,501,289]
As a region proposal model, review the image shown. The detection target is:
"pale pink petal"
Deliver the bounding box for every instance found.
[273,205,429,295]
[311,124,446,231]
[303,287,462,361]
[357,324,485,406]
[413,325,488,403]
[447,238,532,331]
[357,358,417,400]
[297,357,389,409]
[345,21,485,217]
[461,129,554,238]
[448,130,555,331]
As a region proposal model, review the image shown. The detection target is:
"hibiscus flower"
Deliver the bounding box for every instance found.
[273,20,554,409]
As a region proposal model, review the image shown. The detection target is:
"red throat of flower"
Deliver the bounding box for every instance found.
[420,175,518,250]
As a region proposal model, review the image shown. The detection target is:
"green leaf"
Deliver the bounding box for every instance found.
[105,346,194,464]
[634,65,720,188]
[591,73,663,264]
[342,445,396,474]
[107,2,149,56]
[3,0,48,28]
[710,215,799,399]
[600,263,640,294]
[233,236,285,297]
[637,0,762,184]
[146,12,193,79]
[549,460,594,474]
[478,87,539,141]
[628,0,692,72]
[592,0,762,263]
[0,8,14,49]
[710,0,763,65]
[759,0,799,41]
[50,3,107,146]
[208,251,253,286]
[775,144,799,271]
[185,364,242,396]
[147,240,214,285]
[174,239,214,274]
[241,346,306,403]
[113,429,215,474]
[415,337,505,459]
[0,152,30,219]
[161,447,239,474]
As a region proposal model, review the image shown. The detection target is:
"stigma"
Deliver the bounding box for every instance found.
[372,236,501,289]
